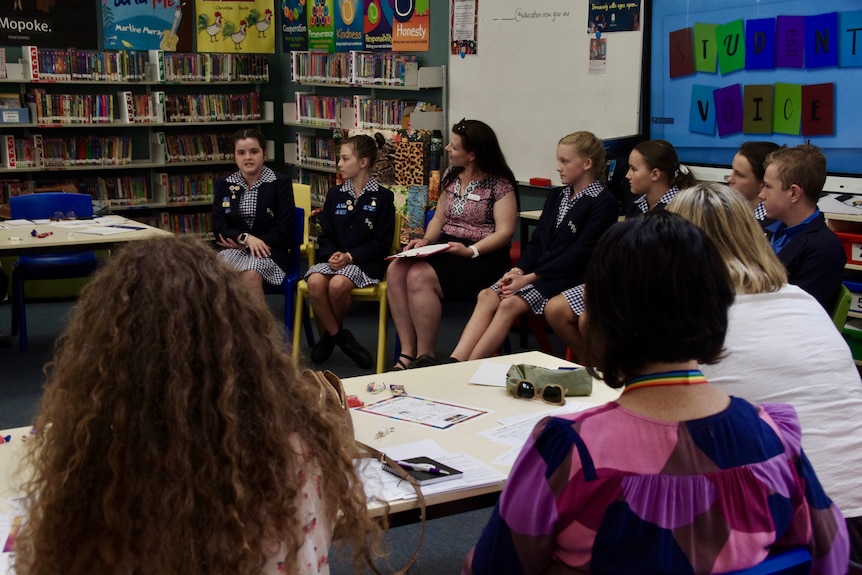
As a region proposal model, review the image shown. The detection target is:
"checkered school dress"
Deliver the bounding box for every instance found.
[304,179,380,288]
[490,183,604,315]
[217,168,286,286]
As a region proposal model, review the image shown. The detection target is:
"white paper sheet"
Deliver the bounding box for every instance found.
[468,361,510,387]
[480,401,598,446]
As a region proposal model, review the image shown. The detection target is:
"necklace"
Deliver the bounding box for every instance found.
[621,370,708,395]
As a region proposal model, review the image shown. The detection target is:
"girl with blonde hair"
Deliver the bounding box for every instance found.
[668,182,862,568]
[450,131,617,361]
[14,235,379,575]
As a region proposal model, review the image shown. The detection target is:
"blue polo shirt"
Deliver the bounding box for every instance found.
[766,209,820,254]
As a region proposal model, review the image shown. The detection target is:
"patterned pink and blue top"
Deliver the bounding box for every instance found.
[464,396,849,575]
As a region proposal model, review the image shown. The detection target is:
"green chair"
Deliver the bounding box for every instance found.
[832,284,852,331]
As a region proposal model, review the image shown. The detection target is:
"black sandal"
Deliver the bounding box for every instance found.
[390,353,415,371]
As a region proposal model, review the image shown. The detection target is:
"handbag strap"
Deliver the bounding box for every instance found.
[356,440,426,575]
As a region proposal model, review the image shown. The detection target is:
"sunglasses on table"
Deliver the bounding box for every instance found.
[511,379,566,406]
[51,211,77,221]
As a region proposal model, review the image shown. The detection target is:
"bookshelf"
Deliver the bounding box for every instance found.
[283,50,446,207]
[0,48,274,238]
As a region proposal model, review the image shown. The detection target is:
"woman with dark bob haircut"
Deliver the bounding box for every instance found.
[14,235,380,575]
[464,212,849,575]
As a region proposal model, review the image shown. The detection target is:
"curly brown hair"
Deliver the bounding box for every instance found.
[14,235,379,575]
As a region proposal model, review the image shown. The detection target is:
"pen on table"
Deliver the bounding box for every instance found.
[31,229,53,238]
[557,367,577,371]
[395,461,450,475]
[109,224,146,230]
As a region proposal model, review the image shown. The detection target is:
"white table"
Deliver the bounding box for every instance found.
[344,351,620,520]
[0,352,621,522]
[0,216,171,256]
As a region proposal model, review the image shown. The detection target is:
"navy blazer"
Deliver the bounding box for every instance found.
[317,183,395,281]
[517,185,619,298]
[766,212,846,311]
[211,170,296,273]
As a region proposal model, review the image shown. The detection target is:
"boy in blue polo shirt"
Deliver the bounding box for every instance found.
[760,144,845,311]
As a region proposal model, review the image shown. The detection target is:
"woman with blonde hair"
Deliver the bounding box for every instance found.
[668,182,862,569]
[14,235,379,575]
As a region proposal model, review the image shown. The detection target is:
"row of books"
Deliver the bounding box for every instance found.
[164,92,262,123]
[297,170,338,206]
[1,134,133,168]
[18,46,269,84]
[152,132,235,163]
[294,93,353,126]
[149,51,269,83]
[117,90,165,124]
[77,175,149,207]
[290,50,418,86]
[28,88,115,124]
[353,95,416,130]
[151,211,214,238]
[0,178,36,204]
[22,46,148,82]
[296,133,337,167]
[160,171,230,205]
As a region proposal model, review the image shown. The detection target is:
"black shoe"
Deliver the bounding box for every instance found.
[335,329,373,369]
[408,354,438,369]
[310,331,336,363]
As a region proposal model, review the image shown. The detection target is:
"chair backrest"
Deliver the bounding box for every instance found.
[391,212,403,255]
[724,548,812,575]
[285,206,305,278]
[293,183,312,246]
[10,192,94,220]
[832,284,852,331]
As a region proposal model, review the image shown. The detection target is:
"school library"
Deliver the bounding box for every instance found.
[1,1,862,573]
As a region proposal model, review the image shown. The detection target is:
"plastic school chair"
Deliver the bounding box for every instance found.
[292,212,403,373]
[291,183,316,269]
[723,548,812,575]
[832,283,852,331]
[9,192,100,351]
[262,206,314,344]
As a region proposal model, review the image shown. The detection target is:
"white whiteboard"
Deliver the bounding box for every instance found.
[449,0,644,184]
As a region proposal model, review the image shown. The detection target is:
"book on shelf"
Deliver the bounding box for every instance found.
[1,135,16,168]
[0,48,5,79]
[381,456,463,486]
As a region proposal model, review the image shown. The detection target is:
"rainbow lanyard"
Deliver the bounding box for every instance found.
[622,370,709,395]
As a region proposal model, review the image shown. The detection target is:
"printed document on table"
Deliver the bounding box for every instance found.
[76,226,137,236]
[357,395,488,429]
[478,401,598,446]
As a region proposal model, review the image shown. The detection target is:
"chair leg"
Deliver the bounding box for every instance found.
[291,285,306,365]
[375,286,388,374]
[283,278,295,344]
[12,271,28,351]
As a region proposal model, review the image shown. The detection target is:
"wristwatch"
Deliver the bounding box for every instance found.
[238,233,249,246]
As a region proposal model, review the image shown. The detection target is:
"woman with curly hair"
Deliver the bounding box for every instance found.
[13,235,379,575]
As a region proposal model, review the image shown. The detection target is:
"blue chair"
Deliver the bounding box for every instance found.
[262,206,314,345]
[10,192,100,351]
[724,548,812,575]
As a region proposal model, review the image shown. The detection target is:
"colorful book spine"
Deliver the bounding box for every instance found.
[1,135,16,168]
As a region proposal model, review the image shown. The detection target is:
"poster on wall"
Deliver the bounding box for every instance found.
[392,0,428,51]
[0,0,98,48]
[364,0,393,51]
[103,1,194,52]
[588,0,640,33]
[196,0,276,53]
[451,0,477,55]
[335,0,363,52]
[281,0,309,52]
[307,0,334,51]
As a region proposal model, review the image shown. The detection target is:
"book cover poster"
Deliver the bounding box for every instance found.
[364,0,393,51]
[0,0,98,47]
[196,0,276,53]
[392,0,428,51]
[103,0,194,52]
[307,0,335,51]
[335,0,363,52]
[281,0,309,52]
